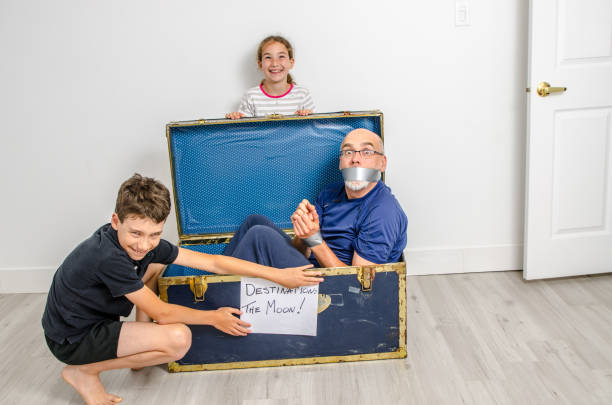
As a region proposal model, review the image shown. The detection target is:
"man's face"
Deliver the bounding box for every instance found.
[111,213,165,261]
[339,129,387,192]
[339,129,387,172]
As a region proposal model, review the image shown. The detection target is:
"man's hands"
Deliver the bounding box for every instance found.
[291,199,320,239]
[212,307,251,336]
[295,109,313,116]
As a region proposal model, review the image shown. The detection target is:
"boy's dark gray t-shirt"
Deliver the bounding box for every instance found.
[42,223,179,344]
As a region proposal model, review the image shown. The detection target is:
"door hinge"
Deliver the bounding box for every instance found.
[189,276,208,302]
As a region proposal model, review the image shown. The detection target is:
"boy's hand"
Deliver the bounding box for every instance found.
[295,109,313,116]
[225,112,245,120]
[273,264,323,289]
[212,307,251,336]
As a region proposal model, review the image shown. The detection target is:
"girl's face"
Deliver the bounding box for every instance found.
[258,41,295,84]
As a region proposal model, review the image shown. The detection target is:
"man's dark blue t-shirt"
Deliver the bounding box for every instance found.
[42,224,179,344]
[313,181,407,265]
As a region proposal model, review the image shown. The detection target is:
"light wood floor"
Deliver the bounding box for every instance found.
[1,271,612,405]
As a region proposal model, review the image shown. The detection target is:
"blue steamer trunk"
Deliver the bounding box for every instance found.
[159,111,407,371]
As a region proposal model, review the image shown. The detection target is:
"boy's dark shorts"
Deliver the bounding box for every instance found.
[45,319,123,365]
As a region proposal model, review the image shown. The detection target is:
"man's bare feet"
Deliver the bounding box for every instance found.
[62,365,122,405]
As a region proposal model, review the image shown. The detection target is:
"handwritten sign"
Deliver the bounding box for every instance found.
[240,277,319,336]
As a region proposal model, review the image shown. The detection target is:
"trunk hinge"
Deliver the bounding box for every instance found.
[358,267,376,292]
[189,277,208,302]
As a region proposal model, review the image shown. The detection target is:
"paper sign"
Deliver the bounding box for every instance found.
[240,277,319,336]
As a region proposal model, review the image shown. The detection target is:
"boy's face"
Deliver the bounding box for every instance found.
[111,213,165,261]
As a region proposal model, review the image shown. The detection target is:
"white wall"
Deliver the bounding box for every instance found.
[0,0,528,292]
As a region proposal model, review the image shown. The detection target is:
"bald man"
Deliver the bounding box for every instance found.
[223,128,407,268]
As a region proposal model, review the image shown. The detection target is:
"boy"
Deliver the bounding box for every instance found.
[42,173,322,405]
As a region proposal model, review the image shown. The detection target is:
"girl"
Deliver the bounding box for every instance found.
[226,35,315,119]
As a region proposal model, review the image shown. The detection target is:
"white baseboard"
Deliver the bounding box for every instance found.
[0,245,523,293]
[404,244,523,275]
[0,267,56,294]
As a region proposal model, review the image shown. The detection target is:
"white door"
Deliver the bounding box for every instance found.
[524,0,612,280]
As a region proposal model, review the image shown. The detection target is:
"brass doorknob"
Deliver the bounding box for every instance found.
[537,82,567,97]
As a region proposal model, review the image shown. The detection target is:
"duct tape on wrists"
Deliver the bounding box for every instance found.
[302,231,323,248]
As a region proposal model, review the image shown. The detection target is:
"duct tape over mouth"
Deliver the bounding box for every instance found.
[341,167,381,183]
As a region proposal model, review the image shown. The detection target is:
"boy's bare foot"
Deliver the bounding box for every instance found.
[62,365,122,405]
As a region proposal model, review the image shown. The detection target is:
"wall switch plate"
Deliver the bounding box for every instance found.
[455,1,470,27]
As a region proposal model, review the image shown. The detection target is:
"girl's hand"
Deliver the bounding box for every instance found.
[226,112,245,120]
[295,109,313,116]
[211,307,251,336]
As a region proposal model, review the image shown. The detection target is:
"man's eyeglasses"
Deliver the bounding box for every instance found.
[339,149,384,159]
